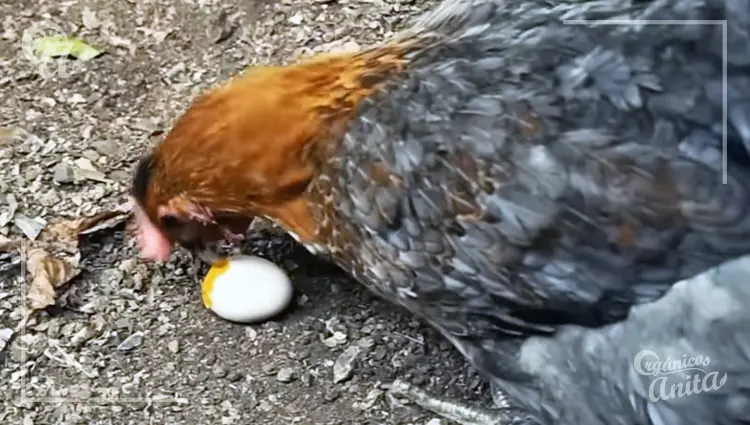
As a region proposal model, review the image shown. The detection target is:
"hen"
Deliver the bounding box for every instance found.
[131,0,750,423]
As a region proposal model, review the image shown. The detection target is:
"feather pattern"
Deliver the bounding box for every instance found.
[300,0,750,422]
[132,0,750,422]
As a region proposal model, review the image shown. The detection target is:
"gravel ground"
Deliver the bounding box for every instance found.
[0,0,493,423]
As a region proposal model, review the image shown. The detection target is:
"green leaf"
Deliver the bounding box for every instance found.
[32,36,103,61]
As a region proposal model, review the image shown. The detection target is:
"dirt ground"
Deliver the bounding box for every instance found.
[0,0,493,424]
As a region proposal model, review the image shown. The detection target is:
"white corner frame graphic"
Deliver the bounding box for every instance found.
[563,19,729,184]
[16,250,184,406]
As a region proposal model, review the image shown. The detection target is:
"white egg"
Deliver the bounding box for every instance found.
[201,255,294,323]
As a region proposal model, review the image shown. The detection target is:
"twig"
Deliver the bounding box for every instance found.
[44,340,98,379]
[392,331,424,345]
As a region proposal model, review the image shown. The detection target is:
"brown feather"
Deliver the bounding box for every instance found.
[136,43,413,250]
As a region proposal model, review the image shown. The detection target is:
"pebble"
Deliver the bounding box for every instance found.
[357,337,375,349]
[226,370,243,382]
[93,140,119,157]
[333,345,360,383]
[115,318,132,330]
[70,327,95,348]
[117,332,143,351]
[68,93,86,103]
[13,214,45,240]
[38,190,61,207]
[372,346,387,360]
[323,390,340,403]
[261,363,277,375]
[81,149,100,162]
[276,367,295,383]
[245,327,257,341]
[24,165,42,181]
[353,388,382,411]
[203,352,217,366]
[212,366,228,379]
[52,162,75,184]
[167,340,180,354]
[258,400,273,412]
[108,169,130,182]
[0,328,13,351]
[193,372,209,383]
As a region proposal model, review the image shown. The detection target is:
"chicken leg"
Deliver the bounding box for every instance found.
[388,379,533,425]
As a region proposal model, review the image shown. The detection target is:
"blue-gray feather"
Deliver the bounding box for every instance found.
[308,0,750,423]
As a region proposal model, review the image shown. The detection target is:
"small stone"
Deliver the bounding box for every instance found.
[68,93,86,103]
[117,332,143,351]
[0,328,13,351]
[357,337,375,349]
[261,363,276,375]
[372,346,387,360]
[426,419,444,425]
[14,214,45,240]
[276,367,295,383]
[258,400,273,412]
[353,388,382,411]
[70,326,95,347]
[226,370,243,382]
[115,318,133,330]
[167,340,179,354]
[288,12,304,25]
[323,390,340,403]
[263,321,281,333]
[333,345,360,383]
[131,118,161,135]
[193,372,209,383]
[212,366,228,379]
[341,41,361,52]
[203,352,217,366]
[81,149,100,162]
[108,170,130,182]
[93,140,119,157]
[245,327,257,341]
[52,162,75,184]
[24,165,42,181]
[118,259,137,273]
[82,7,100,29]
[38,190,61,207]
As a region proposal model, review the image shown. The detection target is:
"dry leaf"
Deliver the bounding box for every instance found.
[0,236,24,253]
[43,203,132,245]
[25,248,81,311]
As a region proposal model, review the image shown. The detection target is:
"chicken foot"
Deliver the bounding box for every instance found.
[387,379,533,425]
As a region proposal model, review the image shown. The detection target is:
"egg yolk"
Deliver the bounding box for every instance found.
[201,258,230,309]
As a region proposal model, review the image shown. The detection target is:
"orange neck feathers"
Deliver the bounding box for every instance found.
[147,45,411,244]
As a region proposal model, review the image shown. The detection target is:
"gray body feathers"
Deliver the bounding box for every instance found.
[307,0,750,423]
